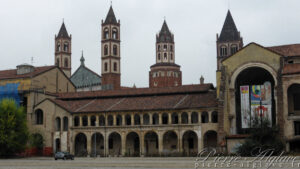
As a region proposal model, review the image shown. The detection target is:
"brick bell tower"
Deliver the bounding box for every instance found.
[216,10,243,70]
[101,6,121,90]
[55,22,72,77]
[149,20,182,88]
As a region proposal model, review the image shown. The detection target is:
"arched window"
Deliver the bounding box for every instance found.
[212,111,218,123]
[191,112,198,124]
[181,112,188,124]
[104,62,108,72]
[134,114,140,125]
[74,116,79,126]
[162,113,168,124]
[63,116,68,131]
[171,112,178,124]
[112,28,118,39]
[163,45,167,51]
[108,115,113,126]
[116,115,122,126]
[164,53,167,60]
[57,43,61,52]
[143,114,150,125]
[158,45,161,51]
[55,117,61,131]
[231,45,238,55]
[64,58,68,67]
[104,28,109,39]
[220,46,227,56]
[170,45,173,51]
[35,109,43,125]
[63,43,69,52]
[158,53,161,60]
[56,58,59,66]
[99,115,105,126]
[170,53,173,60]
[125,114,131,125]
[104,45,108,55]
[113,62,117,72]
[113,45,117,55]
[201,112,209,123]
[152,113,159,125]
[82,116,88,126]
[90,116,96,126]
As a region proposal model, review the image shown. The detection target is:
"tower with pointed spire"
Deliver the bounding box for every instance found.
[55,22,72,77]
[216,10,243,70]
[149,20,182,88]
[101,5,121,90]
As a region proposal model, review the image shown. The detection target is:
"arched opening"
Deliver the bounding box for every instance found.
[220,46,227,56]
[144,131,158,156]
[113,62,117,72]
[181,112,188,124]
[108,115,113,126]
[74,116,79,126]
[288,84,300,116]
[126,132,140,156]
[158,53,161,60]
[112,28,118,39]
[182,130,198,156]
[82,116,88,126]
[91,133,104,157]
[158,45,161,51]
[63,116,68,131]
[57,43,61,52]
[113,45,117,55]
[125,115,131,125]
[235,67,275,133]
[35,109,43,125]
[104,62,108,72]
[104,45,108,55]
[191,112,198,124]
[56,58,59,66]
[163,131,178,155]
[90,116,96,126]
[212,111,218,123]
[171,112,178,124]
[75,133,87,156]
[162,113,168,124]
[201,112,208,123]
[134,114,140,125]
[143,114,150,125]
[231,44,238,55]
[203,130,217,151]
[55,138,60,152]
[116,115,122,126]
[108,132,121,156]
[64,58,68,67]
[63,43,69,52]
[55,117,61,131]
[104,28,109,39]
[152,113,159,125]
[99,115,105,126]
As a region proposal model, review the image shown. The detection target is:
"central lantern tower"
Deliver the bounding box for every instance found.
[149,20,182,88]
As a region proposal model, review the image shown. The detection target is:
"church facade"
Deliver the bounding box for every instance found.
[0,6,300,156]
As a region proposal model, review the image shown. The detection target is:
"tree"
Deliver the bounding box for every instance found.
[0,99,29,157]
[237,116,284,156]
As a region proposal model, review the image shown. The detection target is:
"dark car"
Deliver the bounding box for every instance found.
[54,152,74,160]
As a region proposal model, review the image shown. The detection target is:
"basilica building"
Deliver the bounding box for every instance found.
[0,6,299,156]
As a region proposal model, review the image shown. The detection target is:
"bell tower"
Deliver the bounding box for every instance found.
[55,22,72,77]
[101,6,121,90]
[149,20,182,88]
[216,10,243,70]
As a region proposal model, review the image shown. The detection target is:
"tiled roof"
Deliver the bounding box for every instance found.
[282,63,300,75]
[218,10,240,42]
[157,20,174,43]
[267,44,300,57]
[52,89,216,113]
[150,62,180,68]
[104,6,118,24]
[58,84,214,99]
[0,65,56,80]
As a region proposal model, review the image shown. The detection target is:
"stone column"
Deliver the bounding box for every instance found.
[105,132,109,157]
[178,131,182,154]
[158,131,163,155]
[131,114,134,126]
[208,111,212,123]
[105,114,108,126]
[79,115,82,126]
[188,112,192,124]
[121,132,126,156]
[140,132,144,156]
[96,115,99,126]
[168,113,172,124]
[141,114,144,125]
[87,115,91,126]
[122,114,125,126]
[159,113,162,125]
[113,114,116,126]
[178,113,182,124]
[86,132,91,157]
[149,113,153,125]
[198,112,202,124]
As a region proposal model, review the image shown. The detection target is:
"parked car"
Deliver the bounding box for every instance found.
[54,152,74,160]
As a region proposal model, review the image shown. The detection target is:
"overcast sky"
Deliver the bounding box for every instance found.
[0,0,299,87]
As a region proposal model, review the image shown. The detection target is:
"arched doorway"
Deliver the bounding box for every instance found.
[126,132,140,156]
[235,67,275,133]
[108,132,121,156]
[75,133,87,156]
[55,138,60,152]
[144,131,158,156]
[91,132,104,157]
[163,131,178,155]
[182,130,198,156]
[203,130,217,151]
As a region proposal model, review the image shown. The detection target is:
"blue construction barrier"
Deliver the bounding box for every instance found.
[0,83,20,105]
